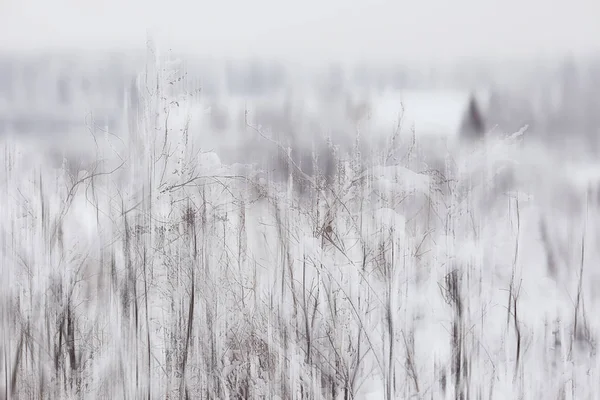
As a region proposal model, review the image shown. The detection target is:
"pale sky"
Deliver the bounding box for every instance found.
[1,0,599,64]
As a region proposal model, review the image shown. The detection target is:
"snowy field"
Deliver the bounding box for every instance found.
[2,55,600,400]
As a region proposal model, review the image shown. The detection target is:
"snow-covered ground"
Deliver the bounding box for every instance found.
[1,56,599,400]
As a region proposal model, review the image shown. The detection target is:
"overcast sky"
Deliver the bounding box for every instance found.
[1,0,599,64]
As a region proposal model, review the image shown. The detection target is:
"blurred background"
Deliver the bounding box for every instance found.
[1,0,599,158]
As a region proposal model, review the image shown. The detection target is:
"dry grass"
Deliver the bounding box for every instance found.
[0,49,599,400]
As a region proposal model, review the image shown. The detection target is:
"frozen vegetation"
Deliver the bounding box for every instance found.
[1,50,600,400]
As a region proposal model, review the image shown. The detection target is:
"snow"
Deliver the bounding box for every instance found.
[370,164,432,194]
[564,161,600,192]
[198,151,221,168]
[367,89,475,138]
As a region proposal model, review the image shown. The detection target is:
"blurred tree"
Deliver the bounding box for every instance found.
[57,75,71,105]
